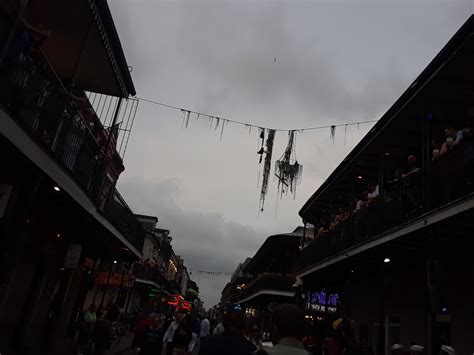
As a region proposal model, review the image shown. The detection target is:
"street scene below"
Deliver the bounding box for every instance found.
[0,0,473,355]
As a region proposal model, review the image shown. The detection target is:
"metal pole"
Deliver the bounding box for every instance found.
[346,262,352,320]
[378,265,385,355]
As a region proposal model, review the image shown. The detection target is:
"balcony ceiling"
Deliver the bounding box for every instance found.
[25,0,135,97]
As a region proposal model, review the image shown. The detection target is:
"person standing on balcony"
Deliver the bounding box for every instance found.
[354,191,370,213]
[316,218,329,238]
[401,155,421,185]
[408,344,424,354]
[439,345,455,355]
[391,343,403,354]
[439,125,463,156]
[401,154,422,214]
[367,183,379,201]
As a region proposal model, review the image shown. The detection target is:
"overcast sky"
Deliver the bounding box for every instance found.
[109,0,473,307]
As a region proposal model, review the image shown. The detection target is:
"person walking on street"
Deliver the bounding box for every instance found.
[265,304,310,355]
[248,325,262,350]
[212,319,225,336]
[199,312,256,355]
[171,314,195,355]
[200,315,210,346]
[77,304,97,355]
[163,311,185,355]
[132,312,157,350]
[138,315,165,355]
[92,307,119,355]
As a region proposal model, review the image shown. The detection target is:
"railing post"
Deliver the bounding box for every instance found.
[93,97,123,205]
[421,91,431,211]
[378,144,385,235]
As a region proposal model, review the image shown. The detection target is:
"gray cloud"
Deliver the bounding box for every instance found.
[119,176,269,306]
[110,0,472,306]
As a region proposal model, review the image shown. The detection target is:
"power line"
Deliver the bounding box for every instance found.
[136,96,378,132]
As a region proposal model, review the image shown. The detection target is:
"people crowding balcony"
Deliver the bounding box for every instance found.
[307,115,474,252]
[439,125,464,157]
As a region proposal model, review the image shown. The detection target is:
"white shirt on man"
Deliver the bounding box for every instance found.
[200,318,210,337]
[213,322,225,335]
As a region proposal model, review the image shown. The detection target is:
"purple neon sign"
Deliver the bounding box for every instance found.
[305,290,340,313]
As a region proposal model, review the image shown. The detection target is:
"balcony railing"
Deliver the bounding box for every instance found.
[239,273,295,300]
[301,142,474,268]
[0,12,144,251]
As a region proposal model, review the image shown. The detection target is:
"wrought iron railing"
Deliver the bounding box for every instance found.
[301,142,474,268]
[0,11,145,251]
[239,273,295,300]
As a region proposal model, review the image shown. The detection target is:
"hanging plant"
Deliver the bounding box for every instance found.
[330,125,336,143]
[275,130,303,199]
[257,128,265,164]
[259,129,275,211]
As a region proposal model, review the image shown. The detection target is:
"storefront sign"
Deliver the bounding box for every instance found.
[95,272,135,288]
[304,290,340,313]
[0,184,13,218]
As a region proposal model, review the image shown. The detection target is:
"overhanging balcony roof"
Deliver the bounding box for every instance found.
[243,233,302,275]
[25,0,135,97]
[299,15,474,224]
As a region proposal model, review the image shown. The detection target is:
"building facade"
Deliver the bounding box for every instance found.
[297,16,474,355]
[0,1,145,353]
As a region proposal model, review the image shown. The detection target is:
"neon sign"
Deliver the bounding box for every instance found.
[167,294,192,311]
[304,291,340,313]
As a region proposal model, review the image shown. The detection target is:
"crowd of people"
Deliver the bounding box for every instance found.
[76,303,125,355]
[71,303,457,355]
[127,304,314,355]
[303,118,473,253]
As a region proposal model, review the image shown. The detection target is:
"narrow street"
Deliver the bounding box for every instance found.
[0,1,473,355]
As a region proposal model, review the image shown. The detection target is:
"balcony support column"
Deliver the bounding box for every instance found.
[421,91,431,211]
[377,264,385,355]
